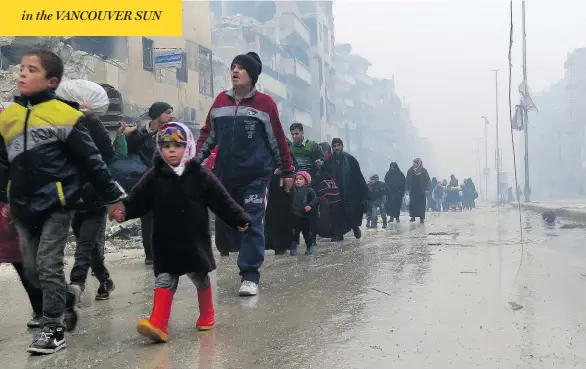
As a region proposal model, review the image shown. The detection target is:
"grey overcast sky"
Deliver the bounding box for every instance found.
[334,0,586,183]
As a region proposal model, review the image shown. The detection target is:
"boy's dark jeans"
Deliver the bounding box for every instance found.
[15,210,72,329]
[368,203,387,228]
[70,207,110,290]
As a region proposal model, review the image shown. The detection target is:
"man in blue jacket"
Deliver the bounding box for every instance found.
[197,52,294,296]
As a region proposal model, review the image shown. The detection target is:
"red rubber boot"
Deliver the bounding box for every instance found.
[137,288,174,342]
[196,287,216,331]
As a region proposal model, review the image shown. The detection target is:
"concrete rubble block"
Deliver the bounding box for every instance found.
[0,37,15,47]
[0,68,19,101]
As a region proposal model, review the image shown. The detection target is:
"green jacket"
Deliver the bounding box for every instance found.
[288,139,321,172]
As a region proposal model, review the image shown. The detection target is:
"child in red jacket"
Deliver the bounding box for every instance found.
[0,204,43,328]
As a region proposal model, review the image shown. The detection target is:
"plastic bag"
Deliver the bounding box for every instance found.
[56,80,110,116]
[404,193,410,207]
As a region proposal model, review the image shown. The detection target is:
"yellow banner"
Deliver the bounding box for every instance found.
[0,0,183,36]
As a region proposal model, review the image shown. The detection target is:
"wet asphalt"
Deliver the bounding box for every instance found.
[1,205,586,368]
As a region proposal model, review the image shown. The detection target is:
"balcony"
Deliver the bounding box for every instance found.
[292,107,312,127]
[336,97,354,107]
[337,73,355,86]
[361,95,375,107]
[260,23,278,43]
[258,73,286,100]
[279,12,311,49]
[282,58,312,85]
[355,73,373,86]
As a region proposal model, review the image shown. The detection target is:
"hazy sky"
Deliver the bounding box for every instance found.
[334,0,586,187]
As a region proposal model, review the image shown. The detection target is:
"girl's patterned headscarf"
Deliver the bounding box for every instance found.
[156,122,196,176]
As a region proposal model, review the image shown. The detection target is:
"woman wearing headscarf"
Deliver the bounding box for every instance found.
[384,162,406,223]
[405,158,431,223]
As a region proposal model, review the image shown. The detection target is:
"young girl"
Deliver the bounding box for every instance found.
[290,171,318,255]
[110,122,251,343]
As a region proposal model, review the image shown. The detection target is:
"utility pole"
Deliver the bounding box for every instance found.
[492,69,501,202]
[521,0,530,202]
[476,138,483,201]
[481,116,490,200]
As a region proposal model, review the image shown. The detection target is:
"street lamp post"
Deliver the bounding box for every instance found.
[480,116,490,200]
[491,69,501,202]
[521,0,531,202]
[476,137,483,201]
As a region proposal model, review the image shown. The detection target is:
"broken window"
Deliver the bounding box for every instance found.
[176,52,188,83]
[567,66,575,78]
[69,37,118,60]
[568,87,577,99]
[142,37,154,72]
[199,46,214,97]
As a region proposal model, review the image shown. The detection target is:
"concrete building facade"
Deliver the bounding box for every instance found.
[0,1,215,133]
[333,43,422,176]
[528,47,586,198]
[210,0,335,142]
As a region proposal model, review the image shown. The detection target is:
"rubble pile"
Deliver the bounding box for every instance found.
[215,14,262,33]
[212,14,263,67]
[0,37,15,47]
[0,66,19,101]
[0,37,98,100]
[50,41,95,81]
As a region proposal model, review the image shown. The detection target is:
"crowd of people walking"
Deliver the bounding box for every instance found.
[0,48,479,356]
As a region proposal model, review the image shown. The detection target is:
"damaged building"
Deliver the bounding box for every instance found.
[0,1,215,135]
[0,1,426,175]
[333,42,425,175]
[209,0,423,173]
[210,1,336,141]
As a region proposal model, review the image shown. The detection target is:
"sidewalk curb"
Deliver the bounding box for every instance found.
[521,203,586,223]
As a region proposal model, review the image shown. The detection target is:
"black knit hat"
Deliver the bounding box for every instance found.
[148,101,172,120]
[232,52,263,86]
[331,137,344,147]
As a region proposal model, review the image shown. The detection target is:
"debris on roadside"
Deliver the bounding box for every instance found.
[371,288,392,297]
[508,301,524,311]
[560,223,585,229]
[541,210,556,224]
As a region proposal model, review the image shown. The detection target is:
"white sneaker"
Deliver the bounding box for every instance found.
[238,281,259,296]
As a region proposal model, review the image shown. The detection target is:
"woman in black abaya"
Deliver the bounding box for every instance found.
[405,158,431,223]
[384,162,406,223]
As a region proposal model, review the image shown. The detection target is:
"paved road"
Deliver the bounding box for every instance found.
[1,206,586,369]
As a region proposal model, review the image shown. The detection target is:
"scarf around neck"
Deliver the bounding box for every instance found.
[412,158,423,175]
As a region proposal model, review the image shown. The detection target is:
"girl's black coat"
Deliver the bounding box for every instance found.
[123,158,251,276]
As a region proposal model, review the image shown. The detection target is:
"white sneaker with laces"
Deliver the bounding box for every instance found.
[238,281,259,296]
